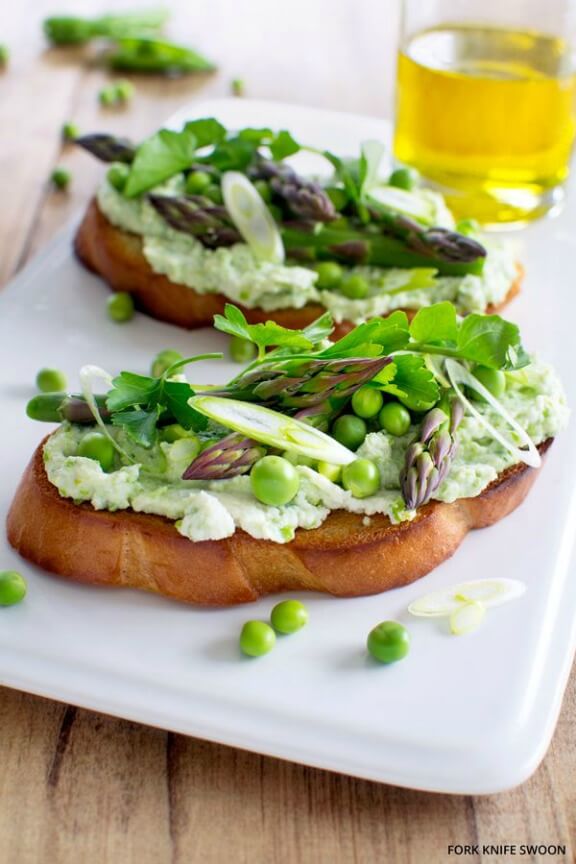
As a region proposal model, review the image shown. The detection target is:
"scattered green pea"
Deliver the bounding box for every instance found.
[367,621,410,664]
[240,620,275,656]
[51,166,71,190]
[107,163,130,192]
[331,414,367,450]
[77,431,115,472]
[62,121,79,142]
[316,461,342,483]
[99,85,117,107]
[351,386,383,419]
[378,402,411,437]
[151,349,183,377]
[230,336,257,364]
[388,167,419,191]
[107,292,134,323]
[471,365,506,401]
[271,600,309,634]
[314,261,343,290]
[204,183,223,204]
[185,170,212,195]
[0,45,9,67]
[340,274,369,300]
[253,179,272,203]
[231,77,245,97]
[251,456,300,507]
[342,458,380,499]
[36,367,67,393]
[0,571,27,607]
[114,79,134,102]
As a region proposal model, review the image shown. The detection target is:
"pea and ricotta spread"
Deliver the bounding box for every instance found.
[97,174,517,323]
[43,359,568,545]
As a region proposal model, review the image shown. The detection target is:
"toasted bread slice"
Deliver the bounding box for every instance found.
[7,437,550,606]
[74,201,522,338]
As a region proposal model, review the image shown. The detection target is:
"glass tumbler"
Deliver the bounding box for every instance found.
[393,0,576,226]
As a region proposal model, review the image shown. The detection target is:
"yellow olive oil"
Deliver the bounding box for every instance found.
[393,25,576,225]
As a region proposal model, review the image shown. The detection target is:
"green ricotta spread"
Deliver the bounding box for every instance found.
[43,359,568,545]
[97,174,517,323]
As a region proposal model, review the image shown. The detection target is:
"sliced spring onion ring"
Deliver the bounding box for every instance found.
[189,395,356,465]
[79,365,133,463]
[445,358,541,469]
[222,171,284,264]
[408,578,526,618]
[449,600,486,636]
[366,185,435,224]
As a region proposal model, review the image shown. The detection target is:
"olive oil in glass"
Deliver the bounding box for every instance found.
[394,24,576,226]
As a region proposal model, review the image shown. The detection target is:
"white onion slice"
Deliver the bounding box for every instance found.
[408,578,526,617]
[449,600,486,635]
[445,358,541,469]
[222,171,284,264]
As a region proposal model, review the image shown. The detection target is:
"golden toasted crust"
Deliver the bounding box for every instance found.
[74,200,522,338]
[6,438,550,606]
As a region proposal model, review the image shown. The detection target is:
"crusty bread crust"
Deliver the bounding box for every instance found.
[74,200,522,338]
[7,437,550,606]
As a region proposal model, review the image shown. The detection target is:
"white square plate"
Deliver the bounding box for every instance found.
[1,100,575,794]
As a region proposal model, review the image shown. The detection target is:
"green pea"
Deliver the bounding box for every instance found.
[0,571,27,606]
[351,386,383,419]
[471,365,506,402]
[114,79,134,102]
[51,166,71,190]
[314,261,343,290]
[250,456,300,506]
[107,292,134,323]
[270,600,309,634]
[253,179,272,203]
[151,349,183,378]
[230,336,257,364]
[456,218,480,236]
[325,186,349,211]
[340,274,369,300]
[367,621,410,664]
[204,184,223,204]
[77,432,115,472]
[342,458,380,498]
[388,167,419,191]
[240,621,276,656]
[231,78,245,97]
[99,85,117,106]
[36,368,67,393]
[62,121,79,141]
[316,461,342,483]
[0,45,9,67]
[186,170,212,195]
[161,424,191,443]
[283,451,314,467]
[107,163,130,192]
[331,414,367,450]
[378,402,411,436]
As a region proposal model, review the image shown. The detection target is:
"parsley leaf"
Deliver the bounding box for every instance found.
[269,130,300,160]
[213,304,332,355]
[111,407,162,448]
[409,302,458,344]
[321,310,410,359]
[106,372,160,412]
[183,117,226,148]
[124,126,198,197]
[456,314,529,370]
[374,355,440,411]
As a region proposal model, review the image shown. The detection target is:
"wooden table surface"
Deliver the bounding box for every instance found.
[1,2,575,862]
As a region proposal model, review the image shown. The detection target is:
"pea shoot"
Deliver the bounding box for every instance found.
[0,571,27,606]
[36,367,67,393]
[239,621,276,657]
[107,292,134,323]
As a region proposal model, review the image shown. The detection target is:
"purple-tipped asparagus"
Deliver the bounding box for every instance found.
[76,133,136,163]
[400,396,464,510]
[182,354,392,480]
[182,433,265,480]
[249,160,337,223]
[148,194,242,248]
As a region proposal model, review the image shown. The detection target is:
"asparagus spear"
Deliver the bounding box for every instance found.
[43,10,169,45]
[400,396,464,510]
[182,433,265,480]
[76,134,136,164]
[148,194,241,247]
[26,394,110,423]
[248,160,337,222]
[106,37,216,74]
